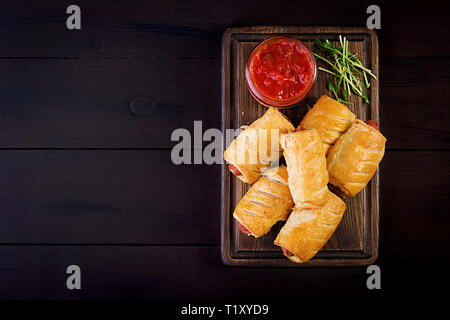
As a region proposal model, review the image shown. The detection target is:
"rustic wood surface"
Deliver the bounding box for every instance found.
[221,26,379,266]
[0,0,449,300]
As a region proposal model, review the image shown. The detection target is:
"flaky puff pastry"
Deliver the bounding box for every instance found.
[327,119,387,197]
[299,95,356,154]
[274,190,346,263]
[224,107,295,184]
[233,166,294,238]
[280,129,329,210]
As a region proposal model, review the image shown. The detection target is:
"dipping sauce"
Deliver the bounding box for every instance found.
[246,36,316,108]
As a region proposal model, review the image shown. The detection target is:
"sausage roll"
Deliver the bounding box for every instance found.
[224,107,294,184]
[234,166,294,238]
[274,190,346,263]
[298,95,356,154]
[280,129,329,210]
[327,119,387,197]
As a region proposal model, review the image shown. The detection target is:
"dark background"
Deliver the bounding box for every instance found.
[0,0,448,301]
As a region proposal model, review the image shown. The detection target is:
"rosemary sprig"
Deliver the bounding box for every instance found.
[312,36,377,104]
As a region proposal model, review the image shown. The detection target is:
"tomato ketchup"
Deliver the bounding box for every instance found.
[246,36,316,108]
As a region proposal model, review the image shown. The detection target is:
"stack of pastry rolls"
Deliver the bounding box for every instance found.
[224,96,386,263]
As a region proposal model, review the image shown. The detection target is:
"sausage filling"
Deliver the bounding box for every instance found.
[281,247,294,257]
[365,120,380,131]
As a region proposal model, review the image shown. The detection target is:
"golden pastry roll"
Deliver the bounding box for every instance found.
[224,107,294,184]
[327,119,387,197]
[280,129,329,210]
[298,95,356,154]
[234,166,294,238]
[274,190,346,263]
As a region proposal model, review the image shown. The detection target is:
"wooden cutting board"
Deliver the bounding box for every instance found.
[221,26,379,267]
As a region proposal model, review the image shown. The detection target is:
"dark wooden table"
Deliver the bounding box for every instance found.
[0,0,448,301]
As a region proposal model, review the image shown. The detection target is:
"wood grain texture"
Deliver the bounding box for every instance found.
[0,0,447,300]
[0,150,220,244]
[0,150,445,248]
[0,3,447,150]
[221,26,379,266]
[0,56,446,149]
[0,59,220,148]
[380,151,450,246]
[380,57,450,150]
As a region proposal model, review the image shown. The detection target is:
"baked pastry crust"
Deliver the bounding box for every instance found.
[299,95,356,154]
[274,190,346,263]
[280,129,329,209]
[224,107,294,184]
[233,166,294,238]
[327,119,387,197]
